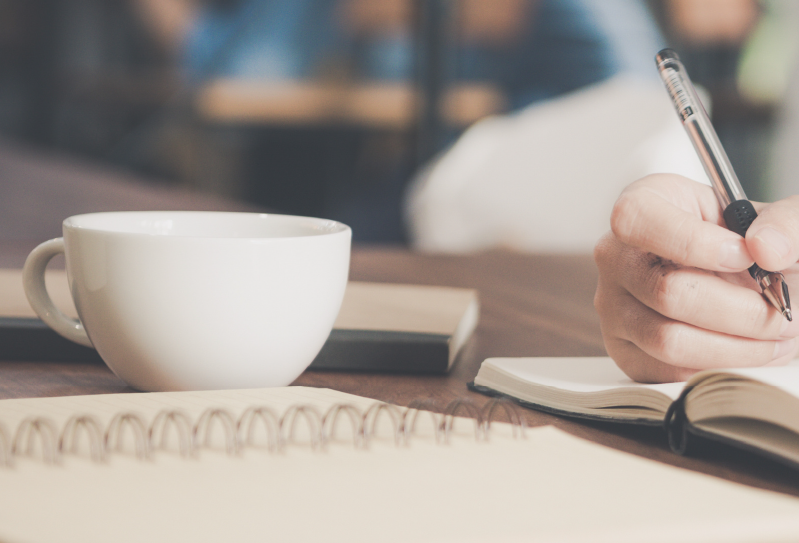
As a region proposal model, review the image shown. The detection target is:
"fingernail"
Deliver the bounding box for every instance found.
[718,239,752,269]
[755,227,791,260]
[773,338,796,360]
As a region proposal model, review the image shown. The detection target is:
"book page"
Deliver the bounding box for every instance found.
[683,361,799,461]
[477,357,684,398]
[473,357,683,421]
[333,281,478,335]
[1,387,799,542]
[689,360,799,397]
[0,268,77,319]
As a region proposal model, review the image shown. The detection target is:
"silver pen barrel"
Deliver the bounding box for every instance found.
[656,49,746,208]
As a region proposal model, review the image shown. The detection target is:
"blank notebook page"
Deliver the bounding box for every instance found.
[1,386,799,543]
[480,357,685,399]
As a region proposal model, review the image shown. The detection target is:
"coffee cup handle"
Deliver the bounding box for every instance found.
[22,238,93,348]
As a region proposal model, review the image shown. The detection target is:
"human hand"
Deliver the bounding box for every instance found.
[594,174,799,383]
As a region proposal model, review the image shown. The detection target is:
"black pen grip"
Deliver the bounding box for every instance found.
[723,199,757,238]
[723,199,765,280]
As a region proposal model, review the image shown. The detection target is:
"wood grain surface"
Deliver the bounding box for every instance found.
[3,241,799,497]
[5,135,799,503]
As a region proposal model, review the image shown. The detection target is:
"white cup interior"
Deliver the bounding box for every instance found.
[63,211,348,239]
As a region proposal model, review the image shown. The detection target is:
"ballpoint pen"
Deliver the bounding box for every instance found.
[655,48,792,322]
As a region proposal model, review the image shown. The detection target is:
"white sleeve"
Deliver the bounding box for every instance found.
[405,76,710,253]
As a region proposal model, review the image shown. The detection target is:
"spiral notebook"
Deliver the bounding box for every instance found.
[1,387,799,542]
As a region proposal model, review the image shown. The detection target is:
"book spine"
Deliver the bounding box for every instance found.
[664,386,694,455]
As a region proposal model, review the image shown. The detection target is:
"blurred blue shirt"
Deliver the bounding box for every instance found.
[185,0,664,110]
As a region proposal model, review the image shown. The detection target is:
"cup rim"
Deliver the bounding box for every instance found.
[62,211,351,240]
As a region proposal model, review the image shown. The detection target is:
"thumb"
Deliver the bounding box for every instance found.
[746,196,799,271]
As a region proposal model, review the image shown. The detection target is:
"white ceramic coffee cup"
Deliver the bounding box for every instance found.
[23,211,351,392]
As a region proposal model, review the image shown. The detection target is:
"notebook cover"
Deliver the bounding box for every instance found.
[312,329,451,373]
[0,317,103,363]
[681,422,799,472]
[0,317,454,373]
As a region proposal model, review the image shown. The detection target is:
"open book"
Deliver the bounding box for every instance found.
[471,357,799,469]
[2,386,799,542]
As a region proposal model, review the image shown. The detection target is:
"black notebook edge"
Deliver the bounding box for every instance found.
[0,317,104,363]
[683,423,799,472]
[0,317,454,374]
[663,386,799,470]
[467,382,664,427]
[470,381,799,473]
[311,329,452,374]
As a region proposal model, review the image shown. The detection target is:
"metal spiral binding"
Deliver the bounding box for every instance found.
[442,399,485,443]
[322,403,364,448]
[0,422,11,467]
[402,399,443,444]
[362,403,402,446]
[105,413,150,460]
[12,417,60,464]
[149,410,194,458]
[481,398,526,440]
[194,409,240,456]
[280,405,324,451]
[237,406,282,453]
[59,415,105,462]
[0,397,528,467]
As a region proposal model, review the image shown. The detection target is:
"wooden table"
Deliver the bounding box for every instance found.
[3,242,799,498]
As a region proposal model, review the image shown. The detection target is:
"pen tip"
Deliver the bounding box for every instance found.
[757,271,792,323]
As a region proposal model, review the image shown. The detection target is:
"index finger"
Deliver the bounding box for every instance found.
[611,176,754,272]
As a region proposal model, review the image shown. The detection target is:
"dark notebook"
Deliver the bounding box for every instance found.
[0,270,478,374]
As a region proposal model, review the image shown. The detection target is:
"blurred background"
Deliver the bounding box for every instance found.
[0,0,797,246]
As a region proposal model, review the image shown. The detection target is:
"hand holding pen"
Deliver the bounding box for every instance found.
[655,49,791,322]
[593,52,799,384]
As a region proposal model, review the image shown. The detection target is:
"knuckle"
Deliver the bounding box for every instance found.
[663,211,703,267]
[647,259,683,317]
[650,321,686,365]
[651,272,678,315]
[593,284,618,323]
[593,232,613,269]
[593,286,604,314]
[676,218,699,265]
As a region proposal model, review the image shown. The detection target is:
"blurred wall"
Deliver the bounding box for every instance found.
[0,0,791,243]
